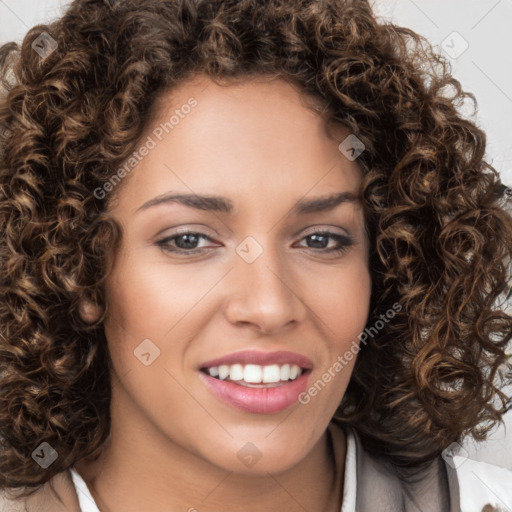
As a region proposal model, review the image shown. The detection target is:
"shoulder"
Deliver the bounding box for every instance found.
[329,418,512,512]
[445,452,512,512]
[0,470,80,512]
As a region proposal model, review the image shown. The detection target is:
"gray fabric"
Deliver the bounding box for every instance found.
[348,424,455,512]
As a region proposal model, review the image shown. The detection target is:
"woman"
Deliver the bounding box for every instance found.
[0,0,511,511]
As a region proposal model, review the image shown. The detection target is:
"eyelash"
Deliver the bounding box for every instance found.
[154,228,354,257]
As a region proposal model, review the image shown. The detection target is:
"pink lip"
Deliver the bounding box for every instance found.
[198,350,314,414]
[199,370,311,414]
[199,350,313,370]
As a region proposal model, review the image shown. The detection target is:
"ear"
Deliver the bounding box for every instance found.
[78,297,102,323]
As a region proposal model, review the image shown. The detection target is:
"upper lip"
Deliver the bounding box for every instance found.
[199,350,314,370]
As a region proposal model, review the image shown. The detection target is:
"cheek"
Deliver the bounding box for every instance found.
[102,250,231,382]
[333,269,371,342]
[296,261,371,435]
[104,252,212,340]
[303,258,371,350]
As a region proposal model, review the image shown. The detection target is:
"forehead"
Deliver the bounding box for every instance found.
[109,74,364,214]
[149,73,352,154]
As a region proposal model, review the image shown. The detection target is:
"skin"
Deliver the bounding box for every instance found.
[76,74,372,512]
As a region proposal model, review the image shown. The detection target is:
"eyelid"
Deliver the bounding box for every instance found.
[301,225,352,237]
[153,224,219,240]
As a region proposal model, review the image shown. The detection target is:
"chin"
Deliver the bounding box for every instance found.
[199,437,309,476]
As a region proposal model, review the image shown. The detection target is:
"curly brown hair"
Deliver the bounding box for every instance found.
[1,0,511,496]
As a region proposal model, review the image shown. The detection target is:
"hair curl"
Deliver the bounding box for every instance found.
[1,0,511,496]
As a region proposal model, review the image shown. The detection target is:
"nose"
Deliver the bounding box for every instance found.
[222,240,307,335]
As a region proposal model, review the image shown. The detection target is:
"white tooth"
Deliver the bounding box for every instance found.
[262,364,281,383]
[229,364,244,381]
[244,364,262,383]
[280,364,290,381]
[208,366,219,377]
[218,365,230,380]
[289,364,300,379]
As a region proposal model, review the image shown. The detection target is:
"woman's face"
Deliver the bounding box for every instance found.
[85,74,371,474]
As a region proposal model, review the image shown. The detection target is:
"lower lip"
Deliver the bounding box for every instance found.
[199,371,310,414]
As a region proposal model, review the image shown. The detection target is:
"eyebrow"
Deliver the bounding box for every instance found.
[136,191,359,215]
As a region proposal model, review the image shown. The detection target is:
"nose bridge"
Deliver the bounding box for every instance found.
[224,234,304,332]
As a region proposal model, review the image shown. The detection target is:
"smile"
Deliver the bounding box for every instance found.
[198,350,313,414]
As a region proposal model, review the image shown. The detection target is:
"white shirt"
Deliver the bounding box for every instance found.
[69,427,359,512]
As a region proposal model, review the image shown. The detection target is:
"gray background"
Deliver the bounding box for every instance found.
[1,0,511,469]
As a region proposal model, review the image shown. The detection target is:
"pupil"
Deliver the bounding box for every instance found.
[309,234,327,249]
[177,234,199,249]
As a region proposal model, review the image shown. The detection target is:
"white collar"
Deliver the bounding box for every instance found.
[70,465,100,512]
[340,422,357,511]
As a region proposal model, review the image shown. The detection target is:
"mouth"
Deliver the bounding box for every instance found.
[200,363,309,388]
[198,350,313,414]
